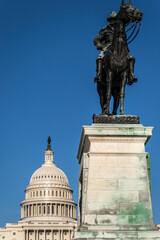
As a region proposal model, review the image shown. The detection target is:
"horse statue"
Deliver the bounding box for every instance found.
[95,0,143,115]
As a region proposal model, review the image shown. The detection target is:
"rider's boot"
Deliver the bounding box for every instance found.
[94,58,103,83]
[128,58,138,85]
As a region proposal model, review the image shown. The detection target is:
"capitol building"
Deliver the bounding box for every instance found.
[0,138,77,240]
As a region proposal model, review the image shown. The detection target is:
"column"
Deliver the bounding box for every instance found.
[69,205,71,217]
[49,204,52,216]
[22,230,25,240]
[21,206,23,218]
[60,205,62,216]
[31,204,34,216]
[61,205,63,216]
[71,206,73,218]
[55,204,57,216]
[60,204,62,216]
[33,230,35,240]
[34,204,36,216]
[36,230,39,240]
[44,230,46,240]
[28,205,30,217]
[68,205,69,217]
[23,206,25,218]
[57,204,59,216]
[26,230,28,240]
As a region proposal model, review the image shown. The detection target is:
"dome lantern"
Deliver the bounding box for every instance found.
[44,136,54,166]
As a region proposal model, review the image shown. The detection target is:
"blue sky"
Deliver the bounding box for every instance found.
[0,0,160,227]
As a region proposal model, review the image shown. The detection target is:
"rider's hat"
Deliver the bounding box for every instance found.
[107,11,117,22]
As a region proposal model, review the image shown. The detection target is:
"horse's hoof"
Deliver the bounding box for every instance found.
[112,112,117,115]
[120,112,125,115]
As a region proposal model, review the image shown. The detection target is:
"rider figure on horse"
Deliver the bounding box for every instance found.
[94,11,137,86]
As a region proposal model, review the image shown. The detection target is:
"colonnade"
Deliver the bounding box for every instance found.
[22,203,76,219]
[26,189,72,200]
[25,229,73,240]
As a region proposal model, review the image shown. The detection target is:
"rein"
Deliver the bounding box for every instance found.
[126,21,136,32]
[127,22,141,44]
[127,22,137,41]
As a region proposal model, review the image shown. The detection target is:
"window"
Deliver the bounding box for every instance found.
[59,191,61,197]
[44,206,46,214]
[48,191,50,196]
[52,191,54,196]
[56,191,58,196]
[40,191,42,196]
[36,191,38,197]
[33,192,35,197]
[44,191,46,196]
[13,232,16,235]
[52,205,54,214]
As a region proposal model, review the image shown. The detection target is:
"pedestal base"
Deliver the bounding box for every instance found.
[74,225,160,240]
[93,114,140,124]
[74,123,160,239]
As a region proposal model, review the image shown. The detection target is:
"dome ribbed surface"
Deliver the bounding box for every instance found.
[29,163,69,186]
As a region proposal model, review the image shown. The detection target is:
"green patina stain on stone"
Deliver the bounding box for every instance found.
[119,203,151,225]
[146,153,152,201]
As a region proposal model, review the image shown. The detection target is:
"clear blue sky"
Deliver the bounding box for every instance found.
[0,0,160,227]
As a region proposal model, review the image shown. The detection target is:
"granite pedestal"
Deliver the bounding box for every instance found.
[74,122,160,239]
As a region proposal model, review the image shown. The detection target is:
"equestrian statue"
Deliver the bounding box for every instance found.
[94,0,143,115]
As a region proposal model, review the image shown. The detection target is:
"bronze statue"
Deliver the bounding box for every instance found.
[46,136,52,151]
[94,0,143,115]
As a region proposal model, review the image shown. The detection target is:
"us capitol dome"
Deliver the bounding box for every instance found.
[0,137,77,240]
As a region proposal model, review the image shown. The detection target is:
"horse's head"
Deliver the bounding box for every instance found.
[118,0,143,24]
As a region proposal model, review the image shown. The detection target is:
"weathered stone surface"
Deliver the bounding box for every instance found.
[74,228,160,239]
[88,179,118,191]
[118,179,147,191]
[88,166,137,179]
[74,124,160,240]
[89,155,140,168]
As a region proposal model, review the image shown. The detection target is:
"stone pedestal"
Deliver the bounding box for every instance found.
[74,123,160,239]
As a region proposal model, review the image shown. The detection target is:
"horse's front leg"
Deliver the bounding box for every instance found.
[105,69,112,115]
[120,71,127,115]
[97,82,106,114]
